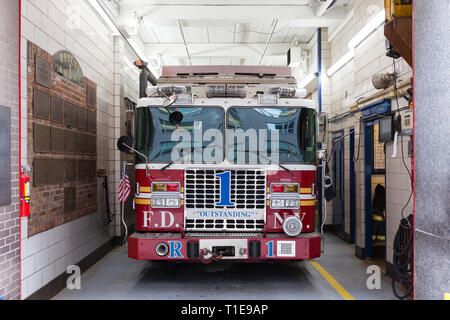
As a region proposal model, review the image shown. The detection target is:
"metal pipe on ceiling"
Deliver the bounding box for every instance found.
[259,19,278,66]
[178,20,193,66]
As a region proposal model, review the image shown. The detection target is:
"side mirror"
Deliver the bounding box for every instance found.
[117,136,150,177]
[117,136,134,154]
[169,111,183,125]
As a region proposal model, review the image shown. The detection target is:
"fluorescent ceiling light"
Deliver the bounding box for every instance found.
[316,0,335,17]
[87,0,120,36]
[327,50,355,77]
[348,10,385,49]
[324,10,385,78]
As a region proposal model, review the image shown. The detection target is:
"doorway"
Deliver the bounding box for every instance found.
[349,129,356,244]
[332,131,345,240]
[364,121,387,259]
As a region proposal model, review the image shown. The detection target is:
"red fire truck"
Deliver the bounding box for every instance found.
[118,66,321,263]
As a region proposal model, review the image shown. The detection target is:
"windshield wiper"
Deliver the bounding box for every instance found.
[273,162,291,173]
[161,162,173,171]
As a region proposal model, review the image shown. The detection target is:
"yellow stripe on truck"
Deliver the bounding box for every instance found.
[139,187,151,193]
[300,200,316,206]
[135,198,150,205]
[300,188,312,194]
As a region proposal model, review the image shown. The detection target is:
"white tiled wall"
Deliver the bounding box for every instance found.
[320,29,334,224]
[385,128,413,262]
[281,1,413,260]
[20,0,138,298]
[323,0,413,260]
[21,212,111,297]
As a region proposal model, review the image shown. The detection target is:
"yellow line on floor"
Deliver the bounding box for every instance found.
[309,261,355,300]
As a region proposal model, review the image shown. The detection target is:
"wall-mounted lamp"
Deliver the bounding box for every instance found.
[327,50,355,76]
[327,10,385,77]
[348,10,386,49]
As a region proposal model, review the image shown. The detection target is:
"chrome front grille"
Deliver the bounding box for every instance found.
[184,169,267,231]
[185,219,265,230]
[184,169,266,209]
[185,232,264,238]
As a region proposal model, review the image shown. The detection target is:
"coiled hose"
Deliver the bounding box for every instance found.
[392,214,414,299]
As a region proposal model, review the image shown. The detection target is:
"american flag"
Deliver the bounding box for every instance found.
[118,164,131,202]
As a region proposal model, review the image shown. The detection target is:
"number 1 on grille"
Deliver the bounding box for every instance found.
[216,171,235,206]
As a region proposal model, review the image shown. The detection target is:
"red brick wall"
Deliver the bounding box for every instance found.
[27,42,97,237]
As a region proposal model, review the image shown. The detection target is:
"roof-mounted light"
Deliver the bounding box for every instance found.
[205,84,247,98]
[158,85,186,97]
[266,87,295,97]
[265,87,307,99]
[146,86,158,97]
[146,85,187,97]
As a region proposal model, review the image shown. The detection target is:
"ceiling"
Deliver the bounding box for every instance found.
[109,0,353,69]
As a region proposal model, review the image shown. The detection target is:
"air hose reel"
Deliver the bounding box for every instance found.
[392,214,414,300]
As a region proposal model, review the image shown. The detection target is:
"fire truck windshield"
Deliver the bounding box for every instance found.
[135,106,316,165]
[135,107,225,163]
[227,107,316,165]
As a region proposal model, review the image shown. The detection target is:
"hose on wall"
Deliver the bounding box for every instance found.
[392,214,413,299]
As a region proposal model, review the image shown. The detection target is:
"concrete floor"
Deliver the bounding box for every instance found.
[53,233,396,300]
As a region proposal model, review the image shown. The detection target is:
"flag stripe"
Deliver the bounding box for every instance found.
[118,165,131,202]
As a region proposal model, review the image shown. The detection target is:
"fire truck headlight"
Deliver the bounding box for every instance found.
[283,216,303,237]
[270,198,299,209]
[152,197,180,208]
[270,199,285,209]
[152,198,164,207]
[165,198,180,207]
[285,199,300,208]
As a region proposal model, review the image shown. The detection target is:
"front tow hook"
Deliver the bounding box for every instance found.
[199,248,223,264]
